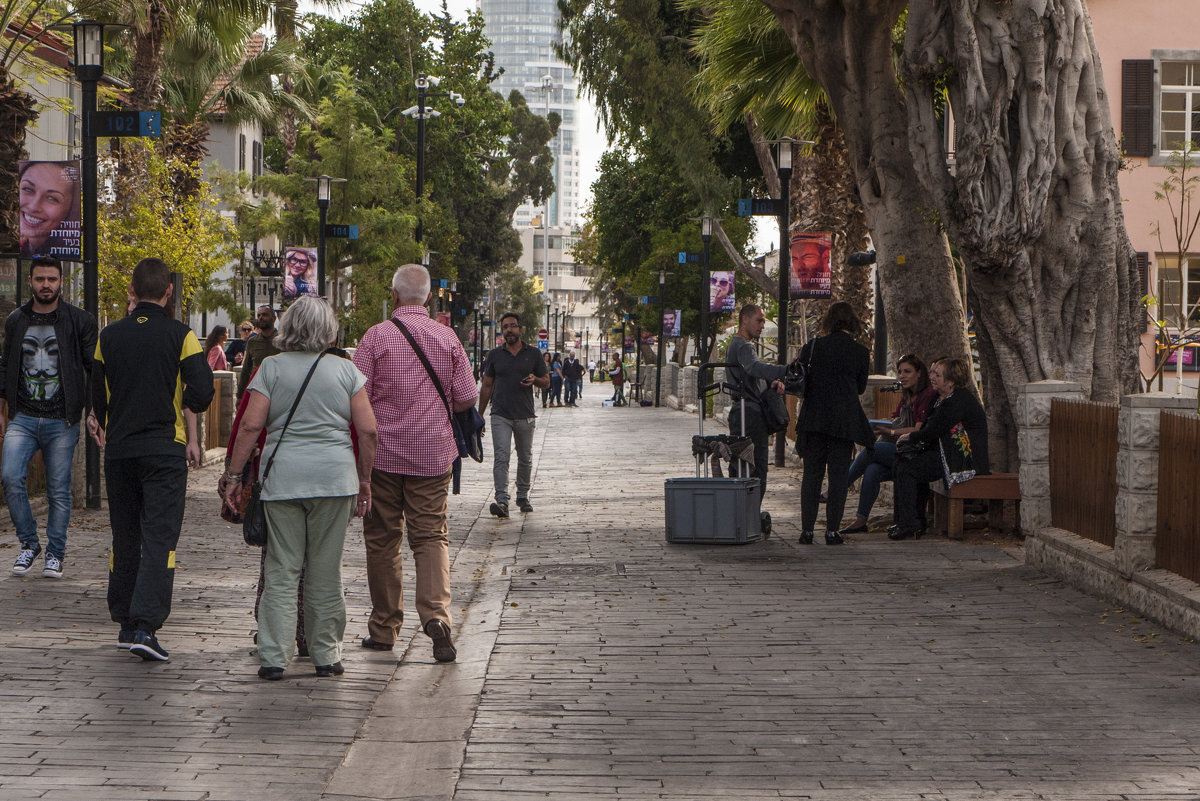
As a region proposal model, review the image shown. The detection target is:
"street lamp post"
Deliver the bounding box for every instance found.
[699,216,713,363]
[73,19,104,509]
[775,140,793,467]
[404,74,464,249]
[316,175,331,296]
[655,268,668,407]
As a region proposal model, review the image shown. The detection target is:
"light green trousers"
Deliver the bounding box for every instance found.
[259,495,355,669]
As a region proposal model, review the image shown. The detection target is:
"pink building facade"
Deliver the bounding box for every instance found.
[1090,0,1200,392]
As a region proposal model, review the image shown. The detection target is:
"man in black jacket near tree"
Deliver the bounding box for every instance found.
[0,255,97,579]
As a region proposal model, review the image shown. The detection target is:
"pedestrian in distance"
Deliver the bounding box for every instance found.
[352,264,475,663]
[608,353,626,406]
[541,351,553,408]
[205,325,228,371]
[588,358,596,381]
[794,301,874,545]
[478,312,550,518]
[0,254,97,579]
[562,351,584,406]
[549,352,564,407]
[237,305,280,400]
[224,320,252,366]
[224,296,377,680]
[88,257,214,662]
[726,304,787,503]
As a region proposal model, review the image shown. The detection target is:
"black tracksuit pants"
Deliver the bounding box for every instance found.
[105,455,188,633]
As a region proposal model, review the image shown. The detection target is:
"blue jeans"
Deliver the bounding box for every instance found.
[490,415,536,505]
[564,378,578,405]
[2,413,80,559]
[847,441,897,520]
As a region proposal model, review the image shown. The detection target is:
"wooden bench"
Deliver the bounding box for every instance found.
[929,473,1020,539]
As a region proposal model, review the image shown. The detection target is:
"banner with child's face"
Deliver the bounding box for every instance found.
[18,161,81,259]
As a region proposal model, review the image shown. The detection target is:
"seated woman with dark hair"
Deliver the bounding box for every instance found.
[889,356,990,541]
[838,354,937,534]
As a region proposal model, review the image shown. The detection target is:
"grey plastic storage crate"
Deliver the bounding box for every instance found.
[664,476,763,545]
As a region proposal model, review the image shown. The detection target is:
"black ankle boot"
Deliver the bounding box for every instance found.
[799,531,814,545]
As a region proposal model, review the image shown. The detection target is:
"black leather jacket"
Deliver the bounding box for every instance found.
[0,298,98,425]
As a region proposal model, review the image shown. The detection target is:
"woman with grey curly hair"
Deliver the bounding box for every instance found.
[223,296,378,680]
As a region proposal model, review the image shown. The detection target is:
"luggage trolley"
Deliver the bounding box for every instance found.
[664,362,768,544]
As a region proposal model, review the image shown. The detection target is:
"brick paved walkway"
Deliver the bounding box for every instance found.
[1,390,1198,800]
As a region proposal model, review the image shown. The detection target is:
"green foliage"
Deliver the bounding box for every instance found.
[97,146,237,322]
[490,264,546,334]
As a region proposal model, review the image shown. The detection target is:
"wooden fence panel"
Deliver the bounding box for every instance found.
[204,379,224,451]
[1157,411,1200,583]
[1049,398,1118,546]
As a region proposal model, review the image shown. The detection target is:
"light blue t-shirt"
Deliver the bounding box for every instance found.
[247,352,366,501]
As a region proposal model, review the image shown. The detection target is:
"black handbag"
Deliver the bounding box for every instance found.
[784,337,815,397]
[242,353,326,546]
[758,385,791,434]
[391,319,484,494]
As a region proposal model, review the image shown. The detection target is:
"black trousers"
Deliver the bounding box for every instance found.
[799,431,854,533]
[893,449,941,531]
[729,399,769,499]
[106,454,188,633]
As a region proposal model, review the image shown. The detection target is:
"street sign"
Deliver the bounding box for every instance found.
[538,328,549,340]
[324,224,359,239]
[639,296,659,304]
[737,198,782,217]
[87,111,161,138]
[537,340,549,351]
[678,252,701,264]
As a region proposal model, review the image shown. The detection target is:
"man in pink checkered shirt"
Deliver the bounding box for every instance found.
[351,264,477,663]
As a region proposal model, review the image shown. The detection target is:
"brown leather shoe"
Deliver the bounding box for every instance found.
[425,619,457,663]
[360,635,393,651]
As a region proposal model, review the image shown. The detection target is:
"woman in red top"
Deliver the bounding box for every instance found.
[205,326,228,371]
[838,354,937,533]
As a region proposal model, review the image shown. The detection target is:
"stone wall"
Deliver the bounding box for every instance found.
[1022,384,1200,640]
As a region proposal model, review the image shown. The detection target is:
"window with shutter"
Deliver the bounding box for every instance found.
[1136,252,1150,330]
[1122,59,1154,157]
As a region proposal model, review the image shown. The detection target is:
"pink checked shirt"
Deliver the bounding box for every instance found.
[353,307,477,476]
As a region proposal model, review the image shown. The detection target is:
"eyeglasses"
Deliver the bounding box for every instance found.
[710,277,730,287]
[241,327,252,333]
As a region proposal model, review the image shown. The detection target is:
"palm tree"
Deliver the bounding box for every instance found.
[688,0,872,343]
[159,7,309,198]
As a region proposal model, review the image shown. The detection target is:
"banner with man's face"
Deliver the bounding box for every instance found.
[709,270,735,313]
[789,232,832,299]
[663,309,682,338]
[18,160,81,259]
[283,246,318,302]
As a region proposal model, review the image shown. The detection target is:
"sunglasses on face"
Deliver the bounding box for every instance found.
[710,277,730,287]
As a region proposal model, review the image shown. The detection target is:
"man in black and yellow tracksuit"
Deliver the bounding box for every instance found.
[88,258,213,662]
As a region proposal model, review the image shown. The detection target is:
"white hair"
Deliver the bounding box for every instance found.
[392,264,431,306]
[275,296,338,353]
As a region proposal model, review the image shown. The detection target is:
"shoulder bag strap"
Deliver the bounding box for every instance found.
[391,318,454,423]
[260,352,326,481]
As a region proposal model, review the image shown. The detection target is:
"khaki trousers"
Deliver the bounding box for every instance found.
[363,468,453,644]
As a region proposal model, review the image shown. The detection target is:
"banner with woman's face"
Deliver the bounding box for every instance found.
[282,246,318,302]
[709,270,735,312]
[18,161,81,259]
[789,232,832,299]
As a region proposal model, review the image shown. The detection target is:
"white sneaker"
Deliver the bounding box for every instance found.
[42,554,63,579]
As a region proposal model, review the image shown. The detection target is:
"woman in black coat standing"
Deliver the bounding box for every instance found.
[795,302,875,545]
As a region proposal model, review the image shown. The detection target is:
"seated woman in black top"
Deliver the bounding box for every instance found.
[890,356,989,540]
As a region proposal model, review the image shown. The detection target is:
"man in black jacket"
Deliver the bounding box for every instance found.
[88,258,213,662]
[0,255,97,579]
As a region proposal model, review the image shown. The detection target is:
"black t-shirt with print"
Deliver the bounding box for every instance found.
[16,310,66,419]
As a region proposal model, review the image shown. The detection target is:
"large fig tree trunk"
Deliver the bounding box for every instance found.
[901,0,1142,467]
[760,0,973,382]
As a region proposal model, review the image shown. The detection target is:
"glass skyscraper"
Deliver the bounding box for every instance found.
[481,0,581,230]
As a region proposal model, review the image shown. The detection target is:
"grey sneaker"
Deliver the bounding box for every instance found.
[489,501,509,519]
[42,554,63,579]
[12,545,41,575]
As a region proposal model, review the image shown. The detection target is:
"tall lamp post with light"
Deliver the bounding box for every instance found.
[774,139,793,467]
[73,19,106,509]
[699,216,713,362]
[403,73,464,247]
[308,174,346,297]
